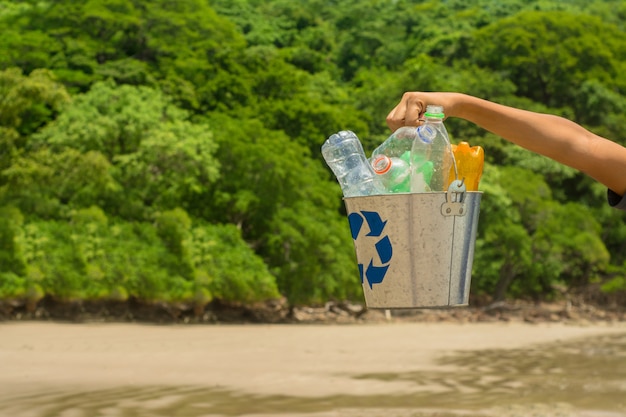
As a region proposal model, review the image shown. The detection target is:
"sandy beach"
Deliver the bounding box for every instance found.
[1,321,625,416]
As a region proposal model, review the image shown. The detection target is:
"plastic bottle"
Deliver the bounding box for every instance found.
[411,153,435,193]
[447,141,484,191]
[371,152,411,193]
[321,130,384,197]
[370,126,419,160]
[411,105,453,192]
[370,126,425,193]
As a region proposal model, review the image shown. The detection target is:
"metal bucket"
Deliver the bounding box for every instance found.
[344,183,481,309]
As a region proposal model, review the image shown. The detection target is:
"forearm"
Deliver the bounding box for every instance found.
[453,94,626,195]
[453,94,589,168]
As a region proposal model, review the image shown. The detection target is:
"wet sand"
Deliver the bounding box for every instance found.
[1,321,625,416]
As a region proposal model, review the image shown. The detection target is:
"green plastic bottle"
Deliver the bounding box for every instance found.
[371,151,412,193]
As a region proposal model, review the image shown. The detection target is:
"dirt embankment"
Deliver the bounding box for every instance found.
[1,291,625,325]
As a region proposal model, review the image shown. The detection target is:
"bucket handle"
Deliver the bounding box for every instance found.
[441,179,467,217]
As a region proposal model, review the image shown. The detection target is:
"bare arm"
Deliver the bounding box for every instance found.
[387,92,626,196]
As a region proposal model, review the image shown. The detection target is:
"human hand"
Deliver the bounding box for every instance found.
[386,92,462,132]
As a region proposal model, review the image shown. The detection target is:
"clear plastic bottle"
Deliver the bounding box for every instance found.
[370,127,420,193]
[371,151,411,193]
[371,126,419,160]
[411,152,435,193]
[321,130,384,197]
[411,105,453,192]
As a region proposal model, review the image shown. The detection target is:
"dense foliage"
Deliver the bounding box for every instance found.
[0,0,625,308]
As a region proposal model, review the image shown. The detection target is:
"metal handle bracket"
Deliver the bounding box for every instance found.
[441,179,467,217]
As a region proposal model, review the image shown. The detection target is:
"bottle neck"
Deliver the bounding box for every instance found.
[372,155,392,174]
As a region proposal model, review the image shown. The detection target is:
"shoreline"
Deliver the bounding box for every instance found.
[1,296,625,325]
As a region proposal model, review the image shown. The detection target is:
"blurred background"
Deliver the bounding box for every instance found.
[0,0,625,317]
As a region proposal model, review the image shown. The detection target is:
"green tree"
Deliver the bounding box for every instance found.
[190,222,280,303]
[0,206,26,277]
[31,80,220,218]
[1,148,117,218]
[474,165,612,301]
[1,0,625,307]
[472,166,533,301]
[204,114,359,304]
[0,68,70,176]
[472,11,626,116]
[0,0,248,109]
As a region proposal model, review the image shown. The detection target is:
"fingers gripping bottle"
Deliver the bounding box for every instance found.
[447,141,484,191]
[321,130,384,197]
[412,105,454,192]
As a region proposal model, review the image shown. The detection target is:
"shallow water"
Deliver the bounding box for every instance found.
[1,333,625,417]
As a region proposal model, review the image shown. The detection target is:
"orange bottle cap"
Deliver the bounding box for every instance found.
[372,155,392,174]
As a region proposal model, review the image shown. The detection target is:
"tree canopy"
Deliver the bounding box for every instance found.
[0,0,625,308]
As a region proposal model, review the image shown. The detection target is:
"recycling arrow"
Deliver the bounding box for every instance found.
[375,235,392,263]
[362,211,387,236]
[348,212,364,240]
[348,210,393,288]
[366,261,389,289]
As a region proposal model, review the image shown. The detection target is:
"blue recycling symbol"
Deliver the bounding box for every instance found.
[348,211,393,289]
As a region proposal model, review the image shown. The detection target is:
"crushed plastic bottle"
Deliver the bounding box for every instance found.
[447,141,484,191]
[371,152,411,193]
[411,105,453,192]
[371,126,419,160]
[321,130,384,197]
[370,126,424,193]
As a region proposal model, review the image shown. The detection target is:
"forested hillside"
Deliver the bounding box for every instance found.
[1,0,625,313]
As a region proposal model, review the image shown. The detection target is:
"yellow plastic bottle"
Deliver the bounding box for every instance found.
[448,141,484,191]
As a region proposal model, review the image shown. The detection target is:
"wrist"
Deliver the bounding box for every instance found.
[447,93,470,119]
